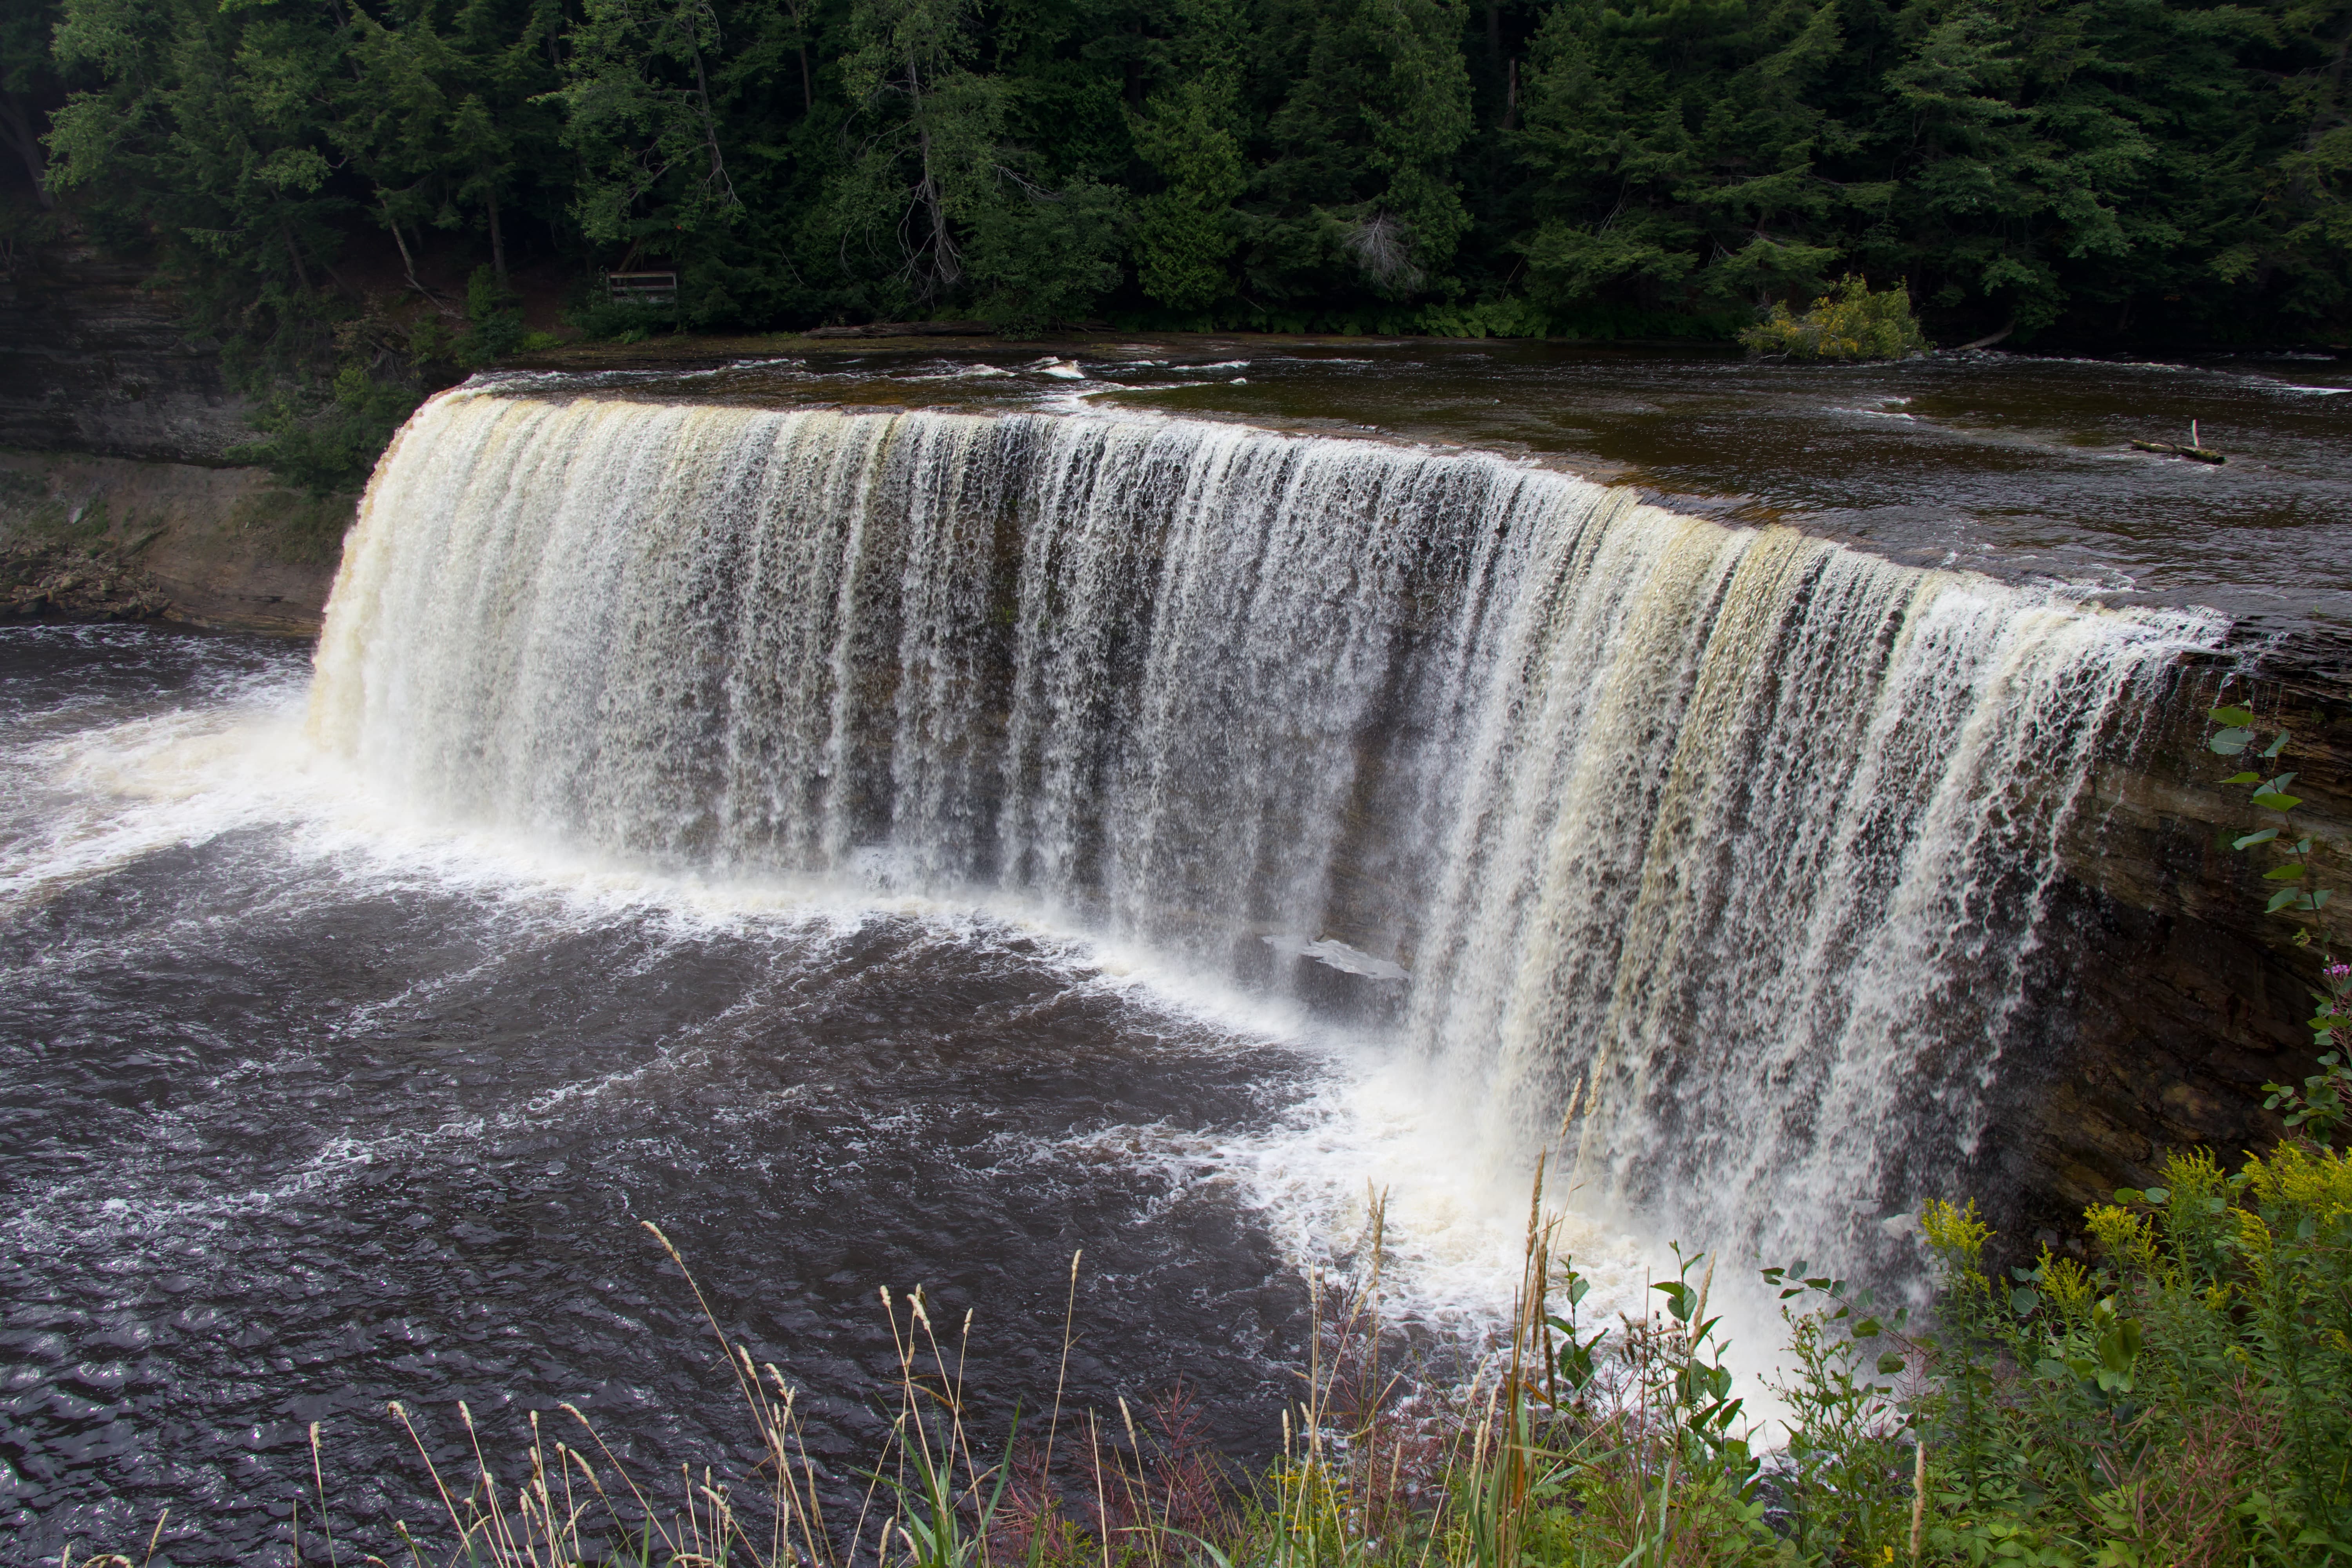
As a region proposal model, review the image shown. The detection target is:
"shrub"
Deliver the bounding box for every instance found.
[228,366,423,496]
[1739,275,1929,361]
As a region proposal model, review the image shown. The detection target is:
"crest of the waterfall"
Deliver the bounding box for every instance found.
[310,385,2224,1273]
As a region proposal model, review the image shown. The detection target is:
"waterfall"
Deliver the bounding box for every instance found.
[312,386,2220,1265]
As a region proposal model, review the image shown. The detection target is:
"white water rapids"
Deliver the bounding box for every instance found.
[310,386,2222,1277]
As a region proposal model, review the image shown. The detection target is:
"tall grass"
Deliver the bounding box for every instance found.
[58,1133,2352,1568]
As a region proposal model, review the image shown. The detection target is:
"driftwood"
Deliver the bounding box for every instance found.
[1955,319,2016,350]
[801,320,993,339]
[2131,439,2225,464]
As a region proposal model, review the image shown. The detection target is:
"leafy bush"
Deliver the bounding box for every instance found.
[230,276,564,494]
[457,266,530,367]
[1413,297,1556,339]
[229,367,424,497]
[1739,276,1930,361]
[968,178,1127,337]
[1888,1144,2352,1566]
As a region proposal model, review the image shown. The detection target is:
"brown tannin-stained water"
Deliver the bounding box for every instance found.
[1,342,2345,1563]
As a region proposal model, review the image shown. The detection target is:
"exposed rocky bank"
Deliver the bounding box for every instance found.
[3,536,171,621]
[0,245,348,633]
[0,449,348,633]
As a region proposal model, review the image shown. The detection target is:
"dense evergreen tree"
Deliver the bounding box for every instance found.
[10,0,2346,467]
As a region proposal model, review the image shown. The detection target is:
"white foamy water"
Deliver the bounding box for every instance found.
[6,661,1634,1348]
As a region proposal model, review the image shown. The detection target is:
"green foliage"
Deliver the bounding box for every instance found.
[16,0,2352,483]
[458,265,542,366]
[230,366,424,497]
[967,176,1125,334]
[2203,698,2352,1147]
[1761,1261,1917,1564]
[814,0,1125,330]
[1739,275,1932,360]
[552,0,743,249]
[1130,78,1247,311]
[1882,1149,2352,1566]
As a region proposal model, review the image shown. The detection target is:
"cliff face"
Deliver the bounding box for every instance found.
[1984,651,2351,1240]
[0,245,259,465]
[0,246,346,633]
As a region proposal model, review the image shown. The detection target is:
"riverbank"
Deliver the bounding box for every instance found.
[0,450,347,634]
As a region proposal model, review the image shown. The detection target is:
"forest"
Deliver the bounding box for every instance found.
[1,0,2348,468]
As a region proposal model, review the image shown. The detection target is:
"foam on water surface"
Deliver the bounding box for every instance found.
[7,639,1651,1361]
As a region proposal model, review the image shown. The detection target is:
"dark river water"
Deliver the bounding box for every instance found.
[0,625,1573,1565]
[2,341,2347,1564]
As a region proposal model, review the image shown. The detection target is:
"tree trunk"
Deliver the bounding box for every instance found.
[281,223,314,294]
[486,182,507,283]
[381,196,425,294]
[691,48,733,203]
[0,93,53,209]
[909,53,958,298]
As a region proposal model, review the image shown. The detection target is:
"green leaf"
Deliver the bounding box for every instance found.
[2223,772,2262,784]
[2235,829,2281,849]
[2251,792,2302,811]
[2099,1318,2143,1373]
[2268,888,2305,913]
[2265,864,2307,881]
[2261,731,2291,759]
[2009,1288,2038,1316]
[2209,706,2256,727]
[2315,889,2333,909]
[2113,1188,2145,1204]
[2144,1186,2169,1203]
[2210,728,2253,755]
[1876,1352,1906,1375]
[1852,1317,1882,1338]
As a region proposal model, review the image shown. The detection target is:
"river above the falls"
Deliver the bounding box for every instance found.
[2,341,2345,1564]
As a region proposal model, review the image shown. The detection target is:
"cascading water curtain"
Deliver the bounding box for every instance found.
[314,387,2224,1266]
